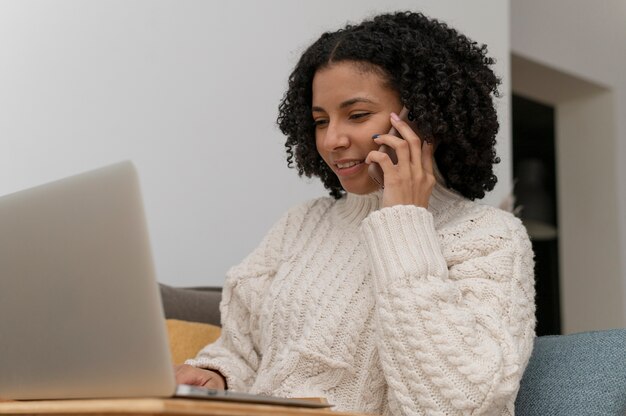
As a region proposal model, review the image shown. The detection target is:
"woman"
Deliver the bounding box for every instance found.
[176,11,535,416]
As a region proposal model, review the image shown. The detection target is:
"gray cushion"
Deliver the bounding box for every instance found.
[159,284,222,326]
[515,328,626,415]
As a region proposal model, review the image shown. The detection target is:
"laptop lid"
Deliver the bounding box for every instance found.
[0,161,176,400]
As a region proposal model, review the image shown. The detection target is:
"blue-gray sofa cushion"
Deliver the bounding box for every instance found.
[515,328,626,415]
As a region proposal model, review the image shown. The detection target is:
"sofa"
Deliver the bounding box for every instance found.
[160,284,222,326]
[159,284,626,415]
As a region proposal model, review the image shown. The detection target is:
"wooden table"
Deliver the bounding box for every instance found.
[0,398,375,416]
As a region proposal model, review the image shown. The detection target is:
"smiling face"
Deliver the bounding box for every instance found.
[312,61,403,195]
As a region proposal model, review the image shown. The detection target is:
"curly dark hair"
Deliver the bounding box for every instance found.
[277,11,501,200]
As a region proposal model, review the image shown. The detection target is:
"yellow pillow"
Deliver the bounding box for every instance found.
[166,319,221,365]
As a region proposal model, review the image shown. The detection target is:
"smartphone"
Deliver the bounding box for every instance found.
[368,107,419,188]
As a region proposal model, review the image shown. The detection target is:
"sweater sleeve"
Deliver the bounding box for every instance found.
[360,205,535,416]
[184,208,293,392]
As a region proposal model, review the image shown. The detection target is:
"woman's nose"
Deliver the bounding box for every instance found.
[322,121,350,151]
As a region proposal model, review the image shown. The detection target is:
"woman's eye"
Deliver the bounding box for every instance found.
[313,113,369,127]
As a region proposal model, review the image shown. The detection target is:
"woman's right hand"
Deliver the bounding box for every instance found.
[174,364,226,390]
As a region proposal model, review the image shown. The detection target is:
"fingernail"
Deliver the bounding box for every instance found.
[391,112,400,122]
[372,134,380,139]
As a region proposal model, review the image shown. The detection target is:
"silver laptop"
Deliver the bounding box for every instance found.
[0,161,330,408]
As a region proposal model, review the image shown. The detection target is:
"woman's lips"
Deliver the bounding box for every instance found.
[335,161,365,177]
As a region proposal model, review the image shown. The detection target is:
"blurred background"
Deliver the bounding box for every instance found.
[0,0,624,336]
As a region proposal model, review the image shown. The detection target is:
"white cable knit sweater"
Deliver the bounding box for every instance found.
[186,181,536,415]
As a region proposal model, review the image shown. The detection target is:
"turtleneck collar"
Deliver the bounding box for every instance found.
[334,164,465,226]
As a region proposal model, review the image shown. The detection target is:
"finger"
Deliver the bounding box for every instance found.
[373,134,410,168]
[176,366,218,388]
[201,378,218,390]
[202,374,225,390]
[422,140,435,175]
[390,113,423,167]
[174,364,193,384]
[365,150,395,174]
[174,368,198,385]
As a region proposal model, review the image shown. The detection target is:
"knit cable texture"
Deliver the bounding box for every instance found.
[186,184,535,416]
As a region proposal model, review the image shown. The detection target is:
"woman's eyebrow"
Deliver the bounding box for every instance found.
[312,97,376,113]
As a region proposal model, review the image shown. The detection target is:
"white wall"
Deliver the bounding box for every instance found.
[511,0,626,331]
[0,0,510,286]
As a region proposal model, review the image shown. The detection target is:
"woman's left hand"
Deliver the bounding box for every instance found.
[365,112,436,209]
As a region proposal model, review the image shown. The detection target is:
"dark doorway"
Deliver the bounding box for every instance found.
[512,94,561,336]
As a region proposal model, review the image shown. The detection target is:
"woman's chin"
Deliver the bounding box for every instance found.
[339,178,380,195]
